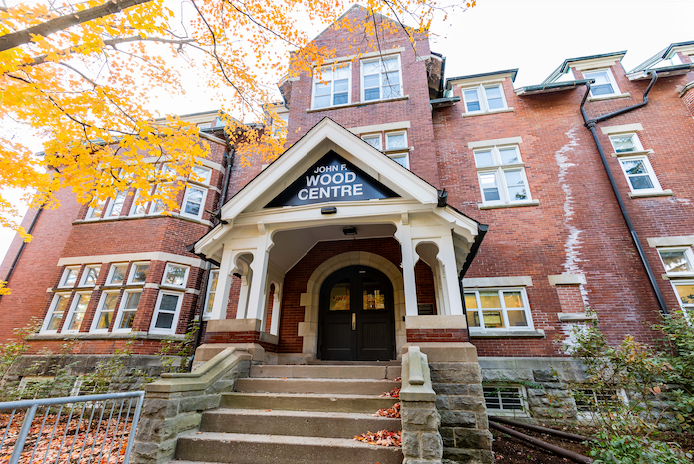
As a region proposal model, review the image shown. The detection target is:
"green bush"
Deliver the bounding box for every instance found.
[590,434,692,464]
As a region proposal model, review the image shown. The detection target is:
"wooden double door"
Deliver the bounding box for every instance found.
[319,266,395,361]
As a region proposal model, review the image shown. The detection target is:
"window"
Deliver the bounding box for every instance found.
[618,156,662,194]
[127,262,149,285]
[361,56,401,102]
[41,293,70,333]
[462,84,507,113]
[105,191,127,217]
[362,134,382,150]
[162,263,189,288]
[106,263,128,286]
[150,186,166,215]
[86,199,105,219]
[483,386,527,416]
[672,282,694,320]
[59,267,80,288]
[149,292,183,334]
[63,293,91,333]
[79,265,101,287]
[181,185,207,220]
[464,288,533,330]
[312,64,350,109]
[583,69,620,97]
[190,166,211,185]
[659,248,694,276]
[474,145,532,205]
[384,131,409,169]
[204,270,219,320]
[609,133,643,154]
[129,189,149,216]
[574,388,627,420]
[114,290,141,332]
[91,291,119,332]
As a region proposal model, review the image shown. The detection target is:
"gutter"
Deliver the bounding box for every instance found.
[580,71,669,315]
[0,206,44,300]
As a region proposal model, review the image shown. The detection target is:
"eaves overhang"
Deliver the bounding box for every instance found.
[445,69,518,90]
[627,64,693,81]
[542,51,627,84]
[515,79,592,96]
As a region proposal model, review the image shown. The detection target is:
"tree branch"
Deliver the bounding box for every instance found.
[0,0,155,52]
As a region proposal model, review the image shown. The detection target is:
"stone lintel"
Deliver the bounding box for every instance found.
[548,274,586,286]
[206,318,261,333]
[405,315,467,329]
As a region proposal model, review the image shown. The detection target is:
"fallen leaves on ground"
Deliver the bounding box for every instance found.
[380,387,400,398]
[373,403,400,418]
[354,430,401,447]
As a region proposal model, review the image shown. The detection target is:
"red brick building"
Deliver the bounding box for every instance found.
[2,6,693,418]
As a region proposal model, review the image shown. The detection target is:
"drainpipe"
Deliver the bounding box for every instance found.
[458,224,489,342]
[0,205,44,300]
[580,71,669,315]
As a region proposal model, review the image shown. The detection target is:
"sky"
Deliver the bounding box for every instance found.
[1,0,693,263]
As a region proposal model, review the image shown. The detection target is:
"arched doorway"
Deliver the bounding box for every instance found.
[319,265,395,361]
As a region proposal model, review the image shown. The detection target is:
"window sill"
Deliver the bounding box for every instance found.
[462,107,514,118]
[558,313,597,323]
[306,95,409,113]
[588,92,631,102]
[470,329,545,338]
[478,200,540,210]
[628,189,673,198]
[74,214,212,227]
[28,332,186,341]
[610,149,654,158]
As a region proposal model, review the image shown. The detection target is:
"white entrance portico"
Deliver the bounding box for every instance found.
[193,118,485,361]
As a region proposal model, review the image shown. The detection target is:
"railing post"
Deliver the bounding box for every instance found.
[123,392,145,464]
[9,403,37,464]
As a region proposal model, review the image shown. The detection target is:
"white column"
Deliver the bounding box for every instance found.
[245,233,272,322]
[209,245,234,320]
[438,233,465,315]
[395,223,419,316]
[269,284,282,336]
[234,259,251,319]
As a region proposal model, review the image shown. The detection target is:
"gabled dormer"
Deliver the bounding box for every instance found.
[627,40,694,81]
[445,69,517,117]
[542,51,628,102]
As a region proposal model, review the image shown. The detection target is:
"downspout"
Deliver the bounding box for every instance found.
[0,205,44,300]
[580,71,669,315]
[458,224,489,342]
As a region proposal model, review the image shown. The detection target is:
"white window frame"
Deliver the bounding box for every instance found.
[388,152,410,169]
[86,199,106,220]
[461,83,508,114]
[129,189,149,217]
[311,63,352,110]
[127,262,150,285]
[361,133,382,150]
[617,154,662,194]
[360,54,403,103]
[40,293,71,334]
[58,266,80,288]
[671,280,694,322]
[203,269,219,321]
[190,166,212,185]
[483,385,529,417]
[149,291,184,335]
[105,190,127,218]
[79,265,101,287]
[62,291,92,334]
[161,263,190,288]
[658,247,694,277]
[385,131,408,151]
[474,145,533,206]
[574,388,628,421]
[113,290,142,333]
[583,68,621,98]
[180,185,208,220]
[608,133,644,154]
[90,291,120,333]
[465,287,535,332]
[105,263,129,287]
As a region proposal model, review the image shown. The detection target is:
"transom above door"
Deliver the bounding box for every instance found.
[319,265,395,361]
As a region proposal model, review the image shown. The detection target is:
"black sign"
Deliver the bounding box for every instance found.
[265,151,399,208]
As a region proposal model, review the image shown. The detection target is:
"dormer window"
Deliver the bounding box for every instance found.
[583,69,620,97]
[361,55,402,102]
[312,64,351,109]
[462,84,507,114]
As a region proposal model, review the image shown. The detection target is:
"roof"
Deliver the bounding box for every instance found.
[542,51,627,84]
[445,69,518,88]
[515,79,592,96]
[629,40,694,73]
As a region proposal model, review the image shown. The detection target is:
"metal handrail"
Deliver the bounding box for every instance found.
[0,391,145,464]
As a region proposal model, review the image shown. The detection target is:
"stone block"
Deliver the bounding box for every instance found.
[433,384,468,395]
[475,412,489,430]
[178,394,220,413]
[430,364,482,384]
[140,397,179,419]
[420,432,443,460]
[533,369,558,382]
[527,388,545,397]
[436,396,449,410]
[439,410,476,427]
[443,447,482,463]
[453,429,492,450]
[402,407,440,430]
[440,427,455,448]
[449,396,486,412]
[402,431,421,458]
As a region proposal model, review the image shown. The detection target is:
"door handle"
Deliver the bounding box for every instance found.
[352,313,356,331]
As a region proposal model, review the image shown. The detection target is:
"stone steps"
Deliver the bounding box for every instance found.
[235,377,400,395]
[250,364,401,379]
[221,392,398,413]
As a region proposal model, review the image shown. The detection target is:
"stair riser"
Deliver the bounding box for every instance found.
[200,412,401,438]
[176,437,403,464]
[250,365,402,380]
[221,394,398,413]
[236,378,400,395]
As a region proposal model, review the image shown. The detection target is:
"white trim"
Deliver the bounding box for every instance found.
[113,289,142,333]
[315,47,405,66]
[203,269,219,321]
[40,293,71,334]
[461,83,508,114]
[463,276,533,288]
[58,266,80,288]
[62,291,92,334]
[128,189,149,217]
[361,133,382,150]
[657,247,694,277]
[127,261,150,285]
[349,120,410,134]
[104,191,127,218]
[450,73,513,87]
[570,55,624,71]
[670,280,694,321]
[474,145,534,206]
[78,265,101,287]
[601,123,644,135]
[58,252,206,269]
[161,263,190,288]
[360,54,403,103]
[468,136,523,150]
[90,290,120,333]
[548,274,586,286]
[105,263,129,287]
[464,287,535,331]
[617,154,663,195]
[149,291,184,335]
[583,68,621,98]
[311,62,352,110]
[647,235,694,248]
[608,132,644,153]
[180,184,208,220]
[483,385,529,417]
[385,130,408,151]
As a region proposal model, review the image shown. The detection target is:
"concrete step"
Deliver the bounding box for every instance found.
[200,408,401,438]
[250,364,401,380]
[175,431,403,464]
[220,392,398,413]
[235,377,400,395]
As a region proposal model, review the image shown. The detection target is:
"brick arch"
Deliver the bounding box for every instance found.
[300,251,405,356]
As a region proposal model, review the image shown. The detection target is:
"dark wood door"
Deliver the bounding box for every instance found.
[319,266,395,361]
